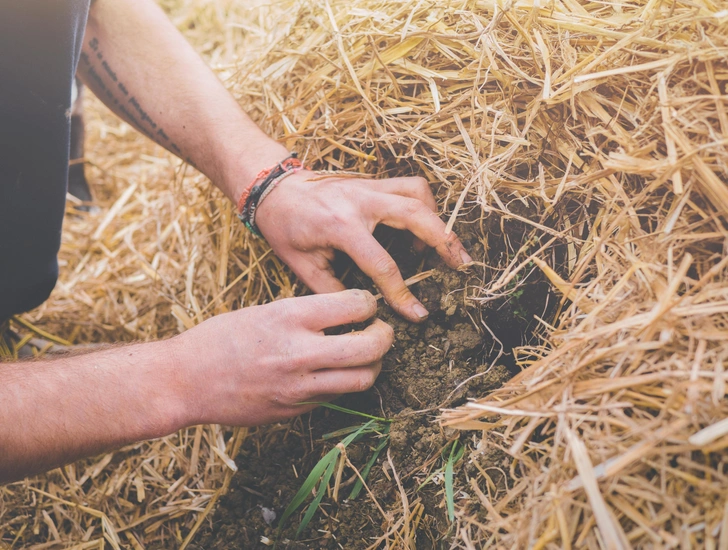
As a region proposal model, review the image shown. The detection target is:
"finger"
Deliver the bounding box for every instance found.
[288,288,377,331]
[307,363,383,395]
[369,176,438,212]
[368,177,433,253]
[371,194,473,268]
[287,252,346,295]
[345,233,428,322]
[313,318,394,369]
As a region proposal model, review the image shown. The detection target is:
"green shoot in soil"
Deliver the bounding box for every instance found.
[417,440,465,523]
[444,441,464,522]
[348,433,389,500]
[302,401,389,422]
[276,403,391,544]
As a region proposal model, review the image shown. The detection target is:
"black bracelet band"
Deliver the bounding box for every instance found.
[238,152,300,236]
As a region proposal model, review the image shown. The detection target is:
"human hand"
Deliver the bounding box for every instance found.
[175,289,392,427]
[255,171,472,323]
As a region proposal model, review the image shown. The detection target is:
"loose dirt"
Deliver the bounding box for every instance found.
[194,217,552,549]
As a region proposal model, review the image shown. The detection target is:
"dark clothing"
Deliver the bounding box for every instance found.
[0,0,91,320]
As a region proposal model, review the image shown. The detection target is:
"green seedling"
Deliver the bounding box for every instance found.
[348,435,389,500]
[275,403,391,545]
[444,440,464,522]
[417,440,465,523]
[311,401,390,422]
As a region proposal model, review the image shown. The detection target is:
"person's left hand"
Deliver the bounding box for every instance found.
[255,170,472,323]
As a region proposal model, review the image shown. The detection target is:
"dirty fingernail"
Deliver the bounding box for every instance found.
[412,303,429,319]
[460,249,473,264]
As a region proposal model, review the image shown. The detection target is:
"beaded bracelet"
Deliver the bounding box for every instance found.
[237,153,305,236]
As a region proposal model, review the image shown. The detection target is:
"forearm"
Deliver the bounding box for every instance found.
[78,0,288,201]
[0,291,394,483]
[0,340,189,483]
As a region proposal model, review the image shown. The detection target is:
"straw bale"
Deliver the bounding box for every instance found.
[2,0,728,547]
[219,0,728,546]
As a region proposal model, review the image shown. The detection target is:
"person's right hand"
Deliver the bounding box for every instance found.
[174,289,393,427]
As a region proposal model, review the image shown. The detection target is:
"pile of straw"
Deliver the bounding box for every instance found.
[231,0,728,546]
[2,0,728,547]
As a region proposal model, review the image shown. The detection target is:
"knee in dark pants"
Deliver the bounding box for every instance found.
[0,263,59,321]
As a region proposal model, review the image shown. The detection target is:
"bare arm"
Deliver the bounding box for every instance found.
[77,0,284,199]
[0,291,391,483]
[0,341,185,483]
[78,0,472,323]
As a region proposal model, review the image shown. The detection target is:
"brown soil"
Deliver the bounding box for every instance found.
[193,217,552,549]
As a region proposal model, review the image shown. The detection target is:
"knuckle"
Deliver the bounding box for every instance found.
[339,185,360,202]
[370,320,394,344]
[285,383,307,404]
[373,254,400,279]
[390,284,414,303]
[403,198,424,216]
[274,297,301,326]
[362,323,393,361]
[362,342,382,364]
[356,289,377,312]
[331,211,350,228]
[335,289,376,321]
[445,230,461,244]
[414,177,430,192]
[275,384,299,406]
[281,347,304,371]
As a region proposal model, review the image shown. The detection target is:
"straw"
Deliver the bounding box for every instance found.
[3,0,728,547]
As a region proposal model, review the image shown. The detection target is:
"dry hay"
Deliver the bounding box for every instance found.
[226,0,728,547]
[2,0,728,548]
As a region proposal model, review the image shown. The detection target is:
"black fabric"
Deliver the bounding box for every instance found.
[0,0,91,320]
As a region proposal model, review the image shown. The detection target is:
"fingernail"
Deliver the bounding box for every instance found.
[412,303,429,319]
[460,249,473,264]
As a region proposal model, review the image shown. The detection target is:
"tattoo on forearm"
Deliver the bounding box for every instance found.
[81,36,183,156]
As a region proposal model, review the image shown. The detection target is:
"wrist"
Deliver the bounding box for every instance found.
[144,338,200,435]
[254,167,315,235]
[217,136,290,204]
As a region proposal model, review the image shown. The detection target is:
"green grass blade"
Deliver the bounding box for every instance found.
[444,441,463,523]
[277,419,378,542]
[421,440,466,492]
[445,455,455,522]
[277,446,340,536]
[323,420,387,441]
[349,435,389,500]
[417,467,442,491]
[297,401,389,422]
[323,424,368,440]
[296,457,337,536]
[339,419,377,446]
